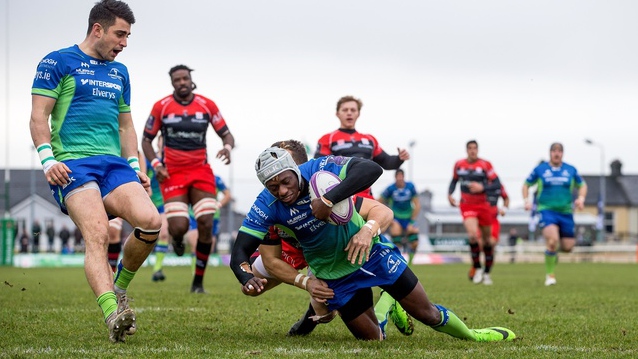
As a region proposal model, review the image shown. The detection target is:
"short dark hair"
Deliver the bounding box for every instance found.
[271,140,309,165]
[550,142,563,151]
[169,64,194,78]
[87,0,135,35]
[395,168,404,176]
[466,140,478,148]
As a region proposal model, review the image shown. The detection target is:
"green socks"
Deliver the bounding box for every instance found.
[374,290,395,324]
[153,240,168,272]
[97,291,118,322]
[113,261,136,292]
[431,304,476,340]
[545,250,557,275]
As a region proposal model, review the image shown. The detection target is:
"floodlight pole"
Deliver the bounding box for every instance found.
[585,138,605,242]
[408,140,416,183]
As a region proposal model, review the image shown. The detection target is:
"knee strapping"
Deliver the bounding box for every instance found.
[134,227,160,244]
[193,198,218,219]
[165,202,189,220]
[408,233,419,242]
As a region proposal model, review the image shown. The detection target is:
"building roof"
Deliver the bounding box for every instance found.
[0,169,56,211]
[581,160,638,207]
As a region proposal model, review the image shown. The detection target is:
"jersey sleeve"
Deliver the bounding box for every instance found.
[203,98,229,137]
[485,160,497,181]
[143,100,164,140]
[116,64,131,113]
[314,134,332,158]
[238,191,274,240]
[525,165,540,186]
[366,133,384,158]
[31,51,66,99]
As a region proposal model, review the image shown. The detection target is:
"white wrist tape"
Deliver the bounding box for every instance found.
[224,144,233,152]
[37,143,58,174]
[364,220,381,236]
[151,158,162,169]
[127,156,141,172]
[320,196,334,208]
[295,273,309,289]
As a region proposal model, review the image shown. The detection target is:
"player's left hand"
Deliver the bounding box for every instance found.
[216,146,231,165]
[241,277,267,296]
[345,228,373,265]
[397,147,410,161]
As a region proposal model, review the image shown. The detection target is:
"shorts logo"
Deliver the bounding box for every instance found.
[61,176,76,190]
[386,255,401,274]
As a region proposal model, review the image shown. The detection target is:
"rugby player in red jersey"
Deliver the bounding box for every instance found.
[314,95,410,199]
[448,140,503,285]
[141,65,235,294]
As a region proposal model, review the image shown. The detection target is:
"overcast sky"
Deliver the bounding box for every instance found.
[1,0,637,213]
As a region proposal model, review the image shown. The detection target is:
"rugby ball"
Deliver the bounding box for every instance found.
[309,171,354,225]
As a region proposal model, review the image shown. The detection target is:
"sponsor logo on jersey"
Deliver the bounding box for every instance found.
[145,116,155,130]
[40,58,57,66]
[108,68,123,81]
[164,114,182,124]
[75,68,95,75]
[90,60,106,66]
[92,88,116,100]
[359,138,373,149]
[332,142,353,151]
[80,62,90,68]
[34,71,51,81]
[251,203,268,220]
[165,127,204,142]
[80,79,122,91]
[211,112,223,125]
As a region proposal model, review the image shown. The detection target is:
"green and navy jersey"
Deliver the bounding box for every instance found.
[380,182,417,220]
[214,176,228,220]
[525,161,585,214]
[145,158,164,208]
[31,45,131,161]
[239,156,388,280]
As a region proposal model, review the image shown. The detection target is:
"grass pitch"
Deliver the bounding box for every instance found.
[1,262,637,358]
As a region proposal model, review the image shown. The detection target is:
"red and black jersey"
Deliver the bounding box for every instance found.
[315,129,383,160]
[143,94,229,169]
[315,128,402,198]
[251,225,307,270]
[449,158,498,205]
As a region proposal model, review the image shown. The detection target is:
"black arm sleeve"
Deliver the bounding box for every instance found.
[372,151,404,170]
[448,178,458,195]
[323,157,383,204]
[484,176,502,193]
[230,232,262,285]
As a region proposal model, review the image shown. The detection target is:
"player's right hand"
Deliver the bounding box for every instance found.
[306,277,333,301]
[45,162,72,186]
[155,166,169,182]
